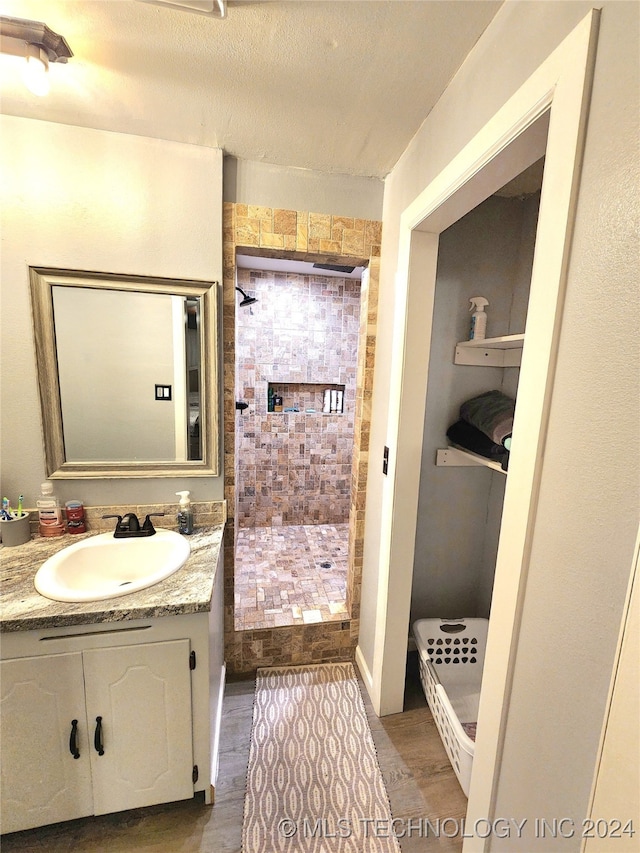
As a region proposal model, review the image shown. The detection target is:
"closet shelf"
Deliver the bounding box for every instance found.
[454,333,524,367]
[436,446,507,474]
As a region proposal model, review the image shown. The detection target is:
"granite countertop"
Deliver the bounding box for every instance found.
[0,524,224,633]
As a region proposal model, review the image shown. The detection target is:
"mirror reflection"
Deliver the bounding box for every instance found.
[52,287,202,463]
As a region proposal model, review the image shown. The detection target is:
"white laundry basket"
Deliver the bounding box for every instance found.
[413,617,489,796]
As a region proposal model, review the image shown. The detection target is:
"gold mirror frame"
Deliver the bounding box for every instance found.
[29,267,220,479]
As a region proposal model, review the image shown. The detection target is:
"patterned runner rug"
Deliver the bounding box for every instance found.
[242,662,401,853]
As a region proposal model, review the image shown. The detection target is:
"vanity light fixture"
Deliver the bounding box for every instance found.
[138,0,227,18]
[0,15,73,96]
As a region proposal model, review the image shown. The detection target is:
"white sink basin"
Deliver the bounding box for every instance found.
[34,529,191,602]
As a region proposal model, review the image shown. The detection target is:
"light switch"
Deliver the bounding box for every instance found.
[155,384,172,401]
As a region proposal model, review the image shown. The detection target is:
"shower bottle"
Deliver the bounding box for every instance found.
[469,297,489,340]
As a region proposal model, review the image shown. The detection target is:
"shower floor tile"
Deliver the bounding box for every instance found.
[234,522,349,631]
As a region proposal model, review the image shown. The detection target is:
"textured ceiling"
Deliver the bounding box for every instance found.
[0,0,502,177]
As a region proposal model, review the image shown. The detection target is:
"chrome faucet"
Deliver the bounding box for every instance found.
[102,512,165,538]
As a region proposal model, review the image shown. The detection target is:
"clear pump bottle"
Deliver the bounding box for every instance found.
[176,491,194,535]
[37,482,65,537]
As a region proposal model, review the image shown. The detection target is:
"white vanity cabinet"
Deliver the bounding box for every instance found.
[1,611,222,835]
[84,639,194,815]
[1,640,193,832]
[1,652,94,832]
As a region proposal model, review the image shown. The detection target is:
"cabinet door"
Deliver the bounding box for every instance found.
[83,639,194,815]
[0,653,93,833]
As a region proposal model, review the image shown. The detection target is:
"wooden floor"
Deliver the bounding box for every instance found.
[2,653,467,853]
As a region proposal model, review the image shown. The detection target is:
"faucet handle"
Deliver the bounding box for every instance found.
[142,512,164,534]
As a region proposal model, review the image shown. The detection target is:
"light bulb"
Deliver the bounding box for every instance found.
[23,44,49,96]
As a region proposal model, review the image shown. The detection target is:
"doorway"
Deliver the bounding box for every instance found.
[222,204,381,673]
[410,166,543,627]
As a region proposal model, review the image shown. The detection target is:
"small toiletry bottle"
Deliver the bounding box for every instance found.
[37,482,65,537]
[176,491,194,535]
[469,297,489,340]
[65,500,86,534]
[267,386,275,413]
[273,394,283,413]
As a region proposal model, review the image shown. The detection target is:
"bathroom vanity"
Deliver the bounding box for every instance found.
[0,525,225,835]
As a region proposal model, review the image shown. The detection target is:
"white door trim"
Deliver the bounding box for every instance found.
[366,10,600,848]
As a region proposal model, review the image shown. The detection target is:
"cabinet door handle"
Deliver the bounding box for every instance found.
[94,716,105,755]
[69,719,80,759]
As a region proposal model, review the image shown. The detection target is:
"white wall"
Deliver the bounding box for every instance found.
[584,538,639,852]
[223,157,383,220]
[0,116,223,507]
[360,0,639,844]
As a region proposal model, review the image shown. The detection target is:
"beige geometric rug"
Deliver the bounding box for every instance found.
[242,662,401,852]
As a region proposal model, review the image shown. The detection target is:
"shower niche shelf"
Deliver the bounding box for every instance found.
[267,382,345,414]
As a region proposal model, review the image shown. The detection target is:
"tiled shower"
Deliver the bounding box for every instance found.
[234,266,361,630]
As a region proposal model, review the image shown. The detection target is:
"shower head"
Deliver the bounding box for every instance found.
[235,286,258,308]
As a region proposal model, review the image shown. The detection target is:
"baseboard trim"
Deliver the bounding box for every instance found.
[355,644,374,691]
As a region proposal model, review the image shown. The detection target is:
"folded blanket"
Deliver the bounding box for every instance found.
[446,420,507,460]
[460,390,514,445]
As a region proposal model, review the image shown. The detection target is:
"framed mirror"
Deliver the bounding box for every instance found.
[29,267,219,478]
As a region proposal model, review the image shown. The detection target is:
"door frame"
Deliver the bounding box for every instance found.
[360,10,600,847]
[222,207,382,671]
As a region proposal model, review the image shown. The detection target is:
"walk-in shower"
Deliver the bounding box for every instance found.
[234,260,362,631]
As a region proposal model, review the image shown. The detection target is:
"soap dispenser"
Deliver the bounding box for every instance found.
[176,491,194,535]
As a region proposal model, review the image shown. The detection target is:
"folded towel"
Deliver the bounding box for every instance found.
[446,420,507,460]
[462,722,477,742]
[460,390,515,445]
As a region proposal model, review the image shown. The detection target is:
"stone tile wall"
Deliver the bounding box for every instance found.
[346,257,379,622]
[223,204,381,674]
[28,501,227,535]
[236,268,360,527]
[230,207,381,260]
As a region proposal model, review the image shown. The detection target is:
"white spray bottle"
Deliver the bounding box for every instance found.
[469,297,489,340]
[176,491,194,535]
